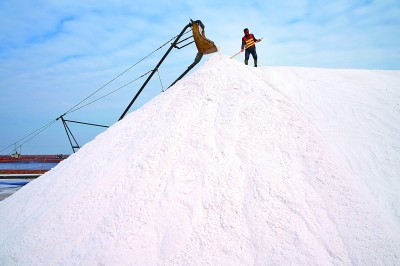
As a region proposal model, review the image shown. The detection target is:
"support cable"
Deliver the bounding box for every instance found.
[0,29,193,154]
[67,70,152,114]
[0,119,57,154]
[63,30,191,117]
[63,120,109,128]
[156,69,165,92]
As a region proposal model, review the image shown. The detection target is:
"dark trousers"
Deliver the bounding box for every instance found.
[245,46,257,60]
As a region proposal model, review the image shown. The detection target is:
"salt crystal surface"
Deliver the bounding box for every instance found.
[0,55,399,265]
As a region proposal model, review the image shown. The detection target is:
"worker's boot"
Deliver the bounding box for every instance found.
[254,59,258,67]
[244,60,248,65]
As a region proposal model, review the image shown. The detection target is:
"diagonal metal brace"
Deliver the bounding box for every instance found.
[118,21,195,121]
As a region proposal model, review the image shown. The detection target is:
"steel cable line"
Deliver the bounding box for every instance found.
[0,119,58,154]
[63,30,191,116]
[1,30,192,154]
[67,70,152,114]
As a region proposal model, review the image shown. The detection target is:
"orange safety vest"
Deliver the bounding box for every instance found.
[243,34,255,49]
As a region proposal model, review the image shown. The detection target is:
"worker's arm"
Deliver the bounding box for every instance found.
[241,38,245,51]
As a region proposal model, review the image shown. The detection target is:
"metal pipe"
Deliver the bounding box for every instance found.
[119,22,193,121]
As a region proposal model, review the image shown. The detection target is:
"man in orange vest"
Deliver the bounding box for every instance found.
[241,28,261,67]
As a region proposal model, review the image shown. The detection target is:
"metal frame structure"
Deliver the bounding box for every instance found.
[59,19,217,153]
[58,115,109,153]
[119,19,217,120]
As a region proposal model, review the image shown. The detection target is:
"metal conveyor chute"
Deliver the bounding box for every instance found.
[192,21,218,55]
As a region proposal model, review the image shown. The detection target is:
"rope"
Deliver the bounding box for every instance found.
[1,29,193,153]
[67,70,152,114]
[156,69,165,92]
[63,30,191,116]
[0,119,57,154]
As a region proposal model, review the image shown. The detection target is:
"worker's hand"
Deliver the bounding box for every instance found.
[241,49,244,52]
[258,39,262,42]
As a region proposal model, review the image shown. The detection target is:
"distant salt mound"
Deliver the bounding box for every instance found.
[1,55,399,265]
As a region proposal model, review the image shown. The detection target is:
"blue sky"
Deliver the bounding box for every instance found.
[1,0,399,154]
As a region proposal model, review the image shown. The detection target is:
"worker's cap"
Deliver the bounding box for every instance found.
[243,28,249,32]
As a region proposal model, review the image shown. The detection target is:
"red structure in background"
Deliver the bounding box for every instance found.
[0,154,68,163]
[0,155,69,175]
[0,169,48,175]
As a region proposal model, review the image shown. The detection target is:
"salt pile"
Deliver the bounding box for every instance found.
[1,55,399,265]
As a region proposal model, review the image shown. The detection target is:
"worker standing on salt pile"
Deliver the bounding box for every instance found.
[241,28,262,67]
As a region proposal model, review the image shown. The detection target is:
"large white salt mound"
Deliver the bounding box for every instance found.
[0,54,399,265]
